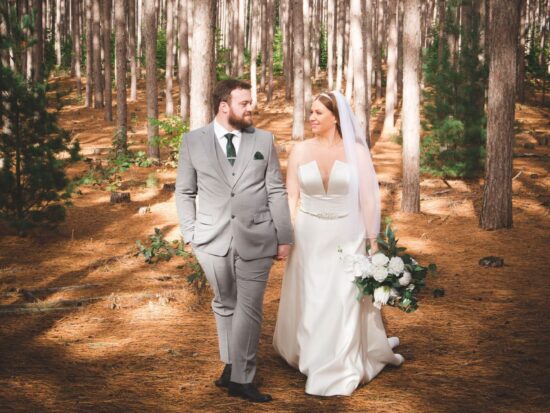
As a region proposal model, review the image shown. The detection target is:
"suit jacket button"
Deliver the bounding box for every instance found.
[231,193,235,197]
[231,215,235,219]
[232,172,235,176]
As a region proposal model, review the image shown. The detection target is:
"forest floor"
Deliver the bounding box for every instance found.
[0,76,549,413]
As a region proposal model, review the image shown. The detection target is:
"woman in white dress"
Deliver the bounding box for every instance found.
[273,91,404,396]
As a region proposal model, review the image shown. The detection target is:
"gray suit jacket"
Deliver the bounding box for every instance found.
[175,122,293,260]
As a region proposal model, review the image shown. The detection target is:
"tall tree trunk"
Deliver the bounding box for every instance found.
[335,0,345,91]
[33,0,44,82]
[85,0,93,107]
[260,0,267,91]
[55,0,62,66]
[190,0,215,129]
[382,0,398,137]
[250,0,260,108]
[129,0,138,101]
[114,0,128,154]
[103,0,112,120]
[350,0,368,141]
[71,0,81,96]
[480,0,521,230]
[92,0,103,108]
[292,0,305,140]
[375,0,384,100]
[303,0,312,111]
[365,0,373,139]
[437,0,445,66]
[267,0,275,102]
[327,0,336,89]
[165,0,174,115]
[401,0,421,213]
[237,0,245,77]
[282,0,293,99]
[517,0,527,103]
[144,0,159,159]
[178,0,190,120]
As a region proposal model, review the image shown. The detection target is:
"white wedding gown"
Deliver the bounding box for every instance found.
[273,160,404,396]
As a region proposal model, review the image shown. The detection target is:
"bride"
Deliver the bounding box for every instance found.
[273,91,404,396]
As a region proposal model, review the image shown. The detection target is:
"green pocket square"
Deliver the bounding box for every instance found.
[254,151,264,160]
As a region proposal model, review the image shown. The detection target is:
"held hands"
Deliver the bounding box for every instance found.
[368,238,379,255]
[276,244,292,261]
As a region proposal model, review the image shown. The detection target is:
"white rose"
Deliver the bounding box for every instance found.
[373,265,389,282]
[388,256,405,275]
[371,253,389,267]
[407,283,415,291]
[360,259,375,279]
[373,286,391,309]
[399,271,412,286]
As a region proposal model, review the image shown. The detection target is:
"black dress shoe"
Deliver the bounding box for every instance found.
[228,381,272,403]
[214,364,232,388]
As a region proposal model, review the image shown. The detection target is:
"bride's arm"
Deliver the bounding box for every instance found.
[286,144,301,225]
[357,144,381,254]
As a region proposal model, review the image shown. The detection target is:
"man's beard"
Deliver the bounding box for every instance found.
[228,110,253,130]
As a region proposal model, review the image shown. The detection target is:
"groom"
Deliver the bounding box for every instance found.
[175,79,293,403]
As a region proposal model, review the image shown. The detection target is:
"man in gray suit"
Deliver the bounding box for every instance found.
[175,79,293,403]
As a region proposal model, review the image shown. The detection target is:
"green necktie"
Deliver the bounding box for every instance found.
[225,133,237,166]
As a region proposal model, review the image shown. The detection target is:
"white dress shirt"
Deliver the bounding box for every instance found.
[214,119,242,156]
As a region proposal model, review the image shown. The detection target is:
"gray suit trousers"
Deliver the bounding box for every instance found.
[194,246,273,384]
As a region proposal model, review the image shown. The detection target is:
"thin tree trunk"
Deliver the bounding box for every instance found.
[190,0,215,129]
[336,0,345,91]
[282,0,292,99]
[103,0,112,120]
[33,0,44,82]
[517,0,527,102]
[260,0,267,91]
[128,0,137,101]
[292,0,305,140]
[303,0,312,111]
[92,0,103,108]
[401,0,421,213]
[165,0,174,115]
[238,0,245,77]
[85,0,93,107]
[327,0,336,89]
[178,0,190,120]
[250,0,260,108]
[382,0,398,137]
[365,0,373,140]
[267,0,275,102]
[350,0,368,141]
[375,0,384,100]
[480,0,521,230]
[115,0,128,154]
[55,0,62,66]
[144,0,159,159]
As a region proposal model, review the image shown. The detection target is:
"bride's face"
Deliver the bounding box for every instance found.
[309,100,337,136]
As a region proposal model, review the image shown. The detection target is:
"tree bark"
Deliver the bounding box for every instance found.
[128,0,138,101]
[350,0,368,141]
[517,0,527,103]
[190,0,215,129]
[282,0,293,99]
[292,0,305,140]
[85,0,93,107]
[238,0,246,77]
[260,0,267,91]
[178,0,190,120]
[401,0,421,213]
[303,0,312,111]
[250,0,260,108]
[55,0,62,66]
[33,0,44,82]
[375,0,384,100]
[267,0,275,102]
[335,0,345,91]
[114,0,128,154]
[382,0,398,137]
[327,0,336,89]
[92,0,103,108]
[103,0,112,120]
[165,0,175,115]
[480,0,521,230]
[144,0,159,159]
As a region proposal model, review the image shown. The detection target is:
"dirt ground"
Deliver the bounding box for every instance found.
[0,77,549,413]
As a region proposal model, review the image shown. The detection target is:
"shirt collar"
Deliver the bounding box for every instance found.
[214,119,241,140]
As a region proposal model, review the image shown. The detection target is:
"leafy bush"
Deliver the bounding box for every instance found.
[150,116,189,167]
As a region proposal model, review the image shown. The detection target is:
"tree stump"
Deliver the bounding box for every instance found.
[162,183,176,192]
[110,192,131,203]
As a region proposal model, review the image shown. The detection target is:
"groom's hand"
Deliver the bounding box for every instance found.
[275,244,291,261]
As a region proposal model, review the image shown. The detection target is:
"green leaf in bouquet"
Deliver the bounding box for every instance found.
[428,263,437,275]
[397,247,407,253]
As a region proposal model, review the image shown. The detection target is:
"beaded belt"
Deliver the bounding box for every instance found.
[299,208,349,220]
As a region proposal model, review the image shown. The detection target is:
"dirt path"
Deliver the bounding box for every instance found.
[0,78,549,412]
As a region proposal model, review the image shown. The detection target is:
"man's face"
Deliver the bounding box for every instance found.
[227,88,253,130]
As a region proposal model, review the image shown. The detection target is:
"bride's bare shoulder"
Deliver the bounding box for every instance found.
[289,138,316,157]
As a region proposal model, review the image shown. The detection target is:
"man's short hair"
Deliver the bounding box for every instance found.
[213,79,252,114]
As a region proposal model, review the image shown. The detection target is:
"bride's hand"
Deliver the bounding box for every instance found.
[369,239,379,255]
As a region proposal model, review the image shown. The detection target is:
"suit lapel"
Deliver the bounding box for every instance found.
[232,128,256,187]
[199,123,231,187]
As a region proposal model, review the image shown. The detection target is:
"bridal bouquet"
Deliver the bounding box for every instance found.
[342,221,437,313]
